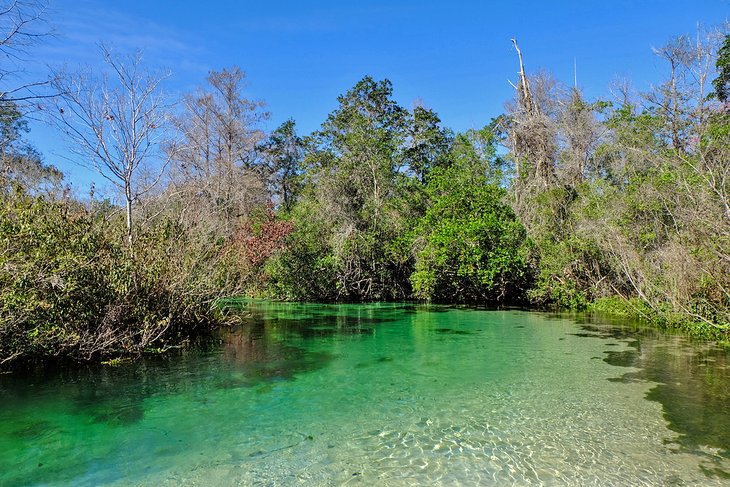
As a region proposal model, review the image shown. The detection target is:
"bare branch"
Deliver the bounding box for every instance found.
[0,0,55,104]
[50,46,171,245]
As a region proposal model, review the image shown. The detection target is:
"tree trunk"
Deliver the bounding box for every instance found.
[511,38,538,117]
[125,184,133,247]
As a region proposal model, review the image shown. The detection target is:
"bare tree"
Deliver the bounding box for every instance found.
[649,36,695,152]
[51,45,170,245]
[167,66,268,235]
[0,0,54,105]
[557,88,605,183]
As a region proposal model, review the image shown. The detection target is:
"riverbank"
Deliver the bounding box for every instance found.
[588,297,730,346]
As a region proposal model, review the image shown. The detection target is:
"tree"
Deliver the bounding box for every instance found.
[51,45,170,246]
[557,89,606,184]
[269,76,436,300]
[411,128,531,302]
[0,99,61,193]
[306,76,410,298]
[168,66,269,234]
[0,1,59,193]
[404,106,451,184]
[649,36,695,152]
[504,39,559,188]
[646,28,726,151]
[713,34,730,103]
[312,76,408,227]
[260,118,304,212]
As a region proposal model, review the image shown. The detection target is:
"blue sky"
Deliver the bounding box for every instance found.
[22,0,730,190]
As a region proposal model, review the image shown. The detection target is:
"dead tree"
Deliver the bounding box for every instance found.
[507,38,557,187]
[511,38,538,118]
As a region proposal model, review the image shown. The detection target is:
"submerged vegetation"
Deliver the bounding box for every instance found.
[0,1,728,364]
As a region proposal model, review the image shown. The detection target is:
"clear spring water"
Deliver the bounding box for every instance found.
[1,302,729,486]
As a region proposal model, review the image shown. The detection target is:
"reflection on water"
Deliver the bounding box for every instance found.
[0,301,728,486]
[576,319,730,466]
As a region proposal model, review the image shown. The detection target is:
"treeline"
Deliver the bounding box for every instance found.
[268,30,730,342]
[1,18,729,364]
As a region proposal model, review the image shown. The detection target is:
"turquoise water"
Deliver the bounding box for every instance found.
[1,302,729,486]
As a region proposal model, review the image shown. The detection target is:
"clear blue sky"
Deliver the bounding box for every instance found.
[25,0,730,191]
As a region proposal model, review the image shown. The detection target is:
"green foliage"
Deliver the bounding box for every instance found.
[0,189,115,357]
[528,238,596,310]
[0,101,62,194]
[591,297,730,341]
[269,77,421,301]
[712,34,730,102]
[264,201,340,301]
[0,187,241,364]
[101,357,133,366]
[404,106,452,184]
[513,59,730,334]
[411,130,531,302]
[260,119,305,211]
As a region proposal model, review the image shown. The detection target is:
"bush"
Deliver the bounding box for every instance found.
[411,158,532,303]
[0,188,237,365]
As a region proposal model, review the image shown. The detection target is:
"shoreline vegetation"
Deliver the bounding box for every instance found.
[1,15,729,366]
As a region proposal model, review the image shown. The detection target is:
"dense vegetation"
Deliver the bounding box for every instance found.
[1,19,729,364]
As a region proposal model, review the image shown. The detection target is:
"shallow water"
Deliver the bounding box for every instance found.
[1,302,729,486]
